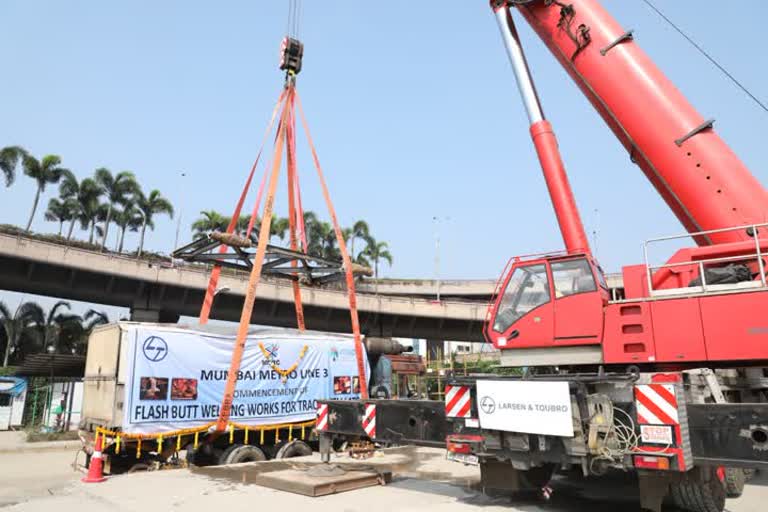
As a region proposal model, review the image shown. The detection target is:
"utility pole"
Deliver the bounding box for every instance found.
[433,216,449,302]
[172,172,186,267]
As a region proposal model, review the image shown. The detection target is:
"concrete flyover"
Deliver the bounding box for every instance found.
[0,233,488,342]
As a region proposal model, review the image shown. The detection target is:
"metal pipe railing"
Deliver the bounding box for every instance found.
[643,222,768,294]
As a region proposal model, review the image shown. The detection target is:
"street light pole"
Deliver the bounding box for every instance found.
[172,172,186,266]
[433,216,441,303]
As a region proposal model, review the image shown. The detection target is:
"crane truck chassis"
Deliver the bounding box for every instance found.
[317,368,768,512]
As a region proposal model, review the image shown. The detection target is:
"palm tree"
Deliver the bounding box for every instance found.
[72,178,104,243]
[21,153,70,232]
[42,301,72,353]
[270,216,290,244]
[136,189,174,257]
[191,210,232,238]
[44,198,71,236]
[362,237,393,279]
[0,145,27,187]
[84,309,109,330]
[251,215,290,244]
[113,204,143,252]
[69,310,109,355]
[95,168,139,250]
[0,301,45,367]
[348,220,370,261]
[51,312,86,355]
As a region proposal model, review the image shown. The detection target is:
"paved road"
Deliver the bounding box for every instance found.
[3,447,767,511]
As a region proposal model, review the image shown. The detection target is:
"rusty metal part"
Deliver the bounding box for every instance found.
[348,440,376,460]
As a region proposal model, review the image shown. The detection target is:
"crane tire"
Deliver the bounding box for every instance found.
[670,467,726,512]
[723,467,746,498]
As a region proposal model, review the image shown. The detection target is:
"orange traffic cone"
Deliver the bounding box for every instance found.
[82,433,107,483]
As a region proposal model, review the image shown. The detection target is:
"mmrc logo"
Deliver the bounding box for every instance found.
[264,344,279,360]
[142,336,168,362]
[480,396,496,415]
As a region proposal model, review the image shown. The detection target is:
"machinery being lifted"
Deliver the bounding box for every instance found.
[317,2,768,511]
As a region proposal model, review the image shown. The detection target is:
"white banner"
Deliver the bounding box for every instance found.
[122,325,369,434]
[476,380,574,437]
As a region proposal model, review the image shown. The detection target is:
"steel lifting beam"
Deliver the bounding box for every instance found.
[172,231,371,285]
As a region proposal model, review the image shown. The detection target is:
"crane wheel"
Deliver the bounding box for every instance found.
[723,467,746,498]
[669,467,726,512]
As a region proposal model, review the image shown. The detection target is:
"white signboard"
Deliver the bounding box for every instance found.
[640,425,673,445]
[476,380,574,437]
[122,325,369,434]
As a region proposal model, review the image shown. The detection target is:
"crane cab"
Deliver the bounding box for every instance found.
[484,253,608,365]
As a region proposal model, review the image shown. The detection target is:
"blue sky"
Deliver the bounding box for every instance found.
[1,0,766,300]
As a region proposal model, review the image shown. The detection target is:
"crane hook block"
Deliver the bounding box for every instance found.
[279,37,304,76]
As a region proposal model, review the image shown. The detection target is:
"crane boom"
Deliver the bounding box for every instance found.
[510,0,768,245]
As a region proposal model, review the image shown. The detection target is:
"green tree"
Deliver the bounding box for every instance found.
[21,153,70,232]
[136,189,174,257]
[0,145,27,187]
[84,309,109,330]
[113,204,144,252]
[251,215,290,244]
[192,210,231,238]
[0,301,45,367]
[44,198,71,236]
[50,308,109,356]
[72,178,104,244]
[70,310,109,355]
[362,237,393,278]
[94,168,139,250]
[348,220,370,261]
[42,301,73,353]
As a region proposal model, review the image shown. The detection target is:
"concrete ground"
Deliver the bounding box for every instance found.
[2,446,767,511]
[0,431,81,454]
[0,449,83,507]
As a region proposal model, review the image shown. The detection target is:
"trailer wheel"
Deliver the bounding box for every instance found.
[723,467,746,498]
[185,443,217,467]
[670,467,726,512]
[127,463,151,473]
[225,445,267,464]
[218,444,243,465]
[275,440,313,459]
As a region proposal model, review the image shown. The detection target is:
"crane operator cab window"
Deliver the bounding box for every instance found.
[551,259,597,298]
[493,263,550,333]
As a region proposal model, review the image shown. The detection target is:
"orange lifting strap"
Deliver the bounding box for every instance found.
[198,90,286,325]
[211,84,369,432]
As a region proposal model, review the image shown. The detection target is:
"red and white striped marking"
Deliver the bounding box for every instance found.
[445,385,472,418]
[316,403,329,431]
[362,403,376,438]
[635,384,679,425]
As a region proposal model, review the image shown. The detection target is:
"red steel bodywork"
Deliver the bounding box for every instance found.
[486,0,768,365]
[517,0,768,245]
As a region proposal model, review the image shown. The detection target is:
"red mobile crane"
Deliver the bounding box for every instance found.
[484,0,768,369]
[318,2,768,511]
